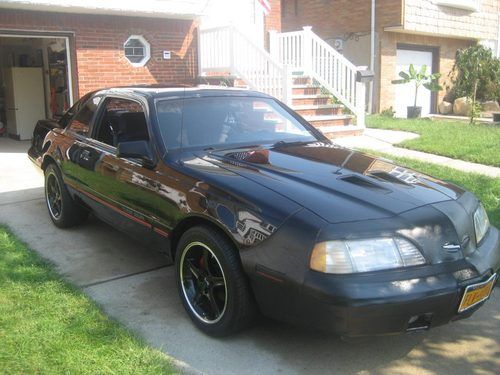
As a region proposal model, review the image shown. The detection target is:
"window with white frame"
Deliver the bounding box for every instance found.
[124,35,150,67]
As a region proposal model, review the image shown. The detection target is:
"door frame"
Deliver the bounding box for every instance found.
[396,43,440,114]
[0,29,75,107]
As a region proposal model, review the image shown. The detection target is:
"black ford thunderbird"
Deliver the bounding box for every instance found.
[29,86,499,337]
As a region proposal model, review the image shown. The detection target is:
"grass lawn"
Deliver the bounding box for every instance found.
[361,150,500,228]
[0,226,177,374]
[366,115,500,167]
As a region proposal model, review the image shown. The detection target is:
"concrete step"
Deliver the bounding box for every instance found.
[292,94,331,106]
[293,104,343,117]
[292,85,322,96]
[303,114,354,127]
[316,125,365,139]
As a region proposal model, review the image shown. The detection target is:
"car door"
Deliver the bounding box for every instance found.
[87,96,177,246]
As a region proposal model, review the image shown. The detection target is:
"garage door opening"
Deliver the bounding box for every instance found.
[0,34,73,140]
[394,45,438,118]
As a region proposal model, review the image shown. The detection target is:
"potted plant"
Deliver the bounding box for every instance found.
[392,64,442,118]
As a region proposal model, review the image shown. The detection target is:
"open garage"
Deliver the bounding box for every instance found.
[0,6,198,141]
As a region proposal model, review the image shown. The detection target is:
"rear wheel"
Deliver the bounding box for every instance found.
[175,226,256,336]
[44,164,88,228]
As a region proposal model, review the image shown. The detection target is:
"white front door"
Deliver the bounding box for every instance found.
[395,49,434,118]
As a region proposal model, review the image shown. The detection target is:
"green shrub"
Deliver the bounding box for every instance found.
[449,45,500,102]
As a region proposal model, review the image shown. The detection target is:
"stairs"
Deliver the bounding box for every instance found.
[290,75,363,138]
[234,75,363,138]
[199,26,368,139]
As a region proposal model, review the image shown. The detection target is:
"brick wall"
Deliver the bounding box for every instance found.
[282,0,403,37]
[0,9,198,99]
[377,32,474,112]
[405,0,499,40]
[264,0,282,49]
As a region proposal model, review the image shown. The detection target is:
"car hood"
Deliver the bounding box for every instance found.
[187,142,465,224]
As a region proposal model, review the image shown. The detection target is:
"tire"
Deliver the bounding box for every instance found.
[44,163,88,228]
[175,225,256,336]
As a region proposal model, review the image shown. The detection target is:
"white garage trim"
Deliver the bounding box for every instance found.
[0,31,74,106]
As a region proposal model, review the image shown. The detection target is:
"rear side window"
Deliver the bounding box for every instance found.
[59,92,92,128]
[156,100,183,150]
[67,96,102,136]
[93,98,149,147]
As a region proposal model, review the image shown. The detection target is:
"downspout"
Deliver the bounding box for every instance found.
[369,0,376,113]
[497,11,500,58]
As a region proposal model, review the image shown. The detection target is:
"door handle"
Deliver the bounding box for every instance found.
[7,108,19,111]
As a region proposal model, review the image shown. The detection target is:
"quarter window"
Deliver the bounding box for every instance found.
[124,35,150,67]
[67,96,102,136]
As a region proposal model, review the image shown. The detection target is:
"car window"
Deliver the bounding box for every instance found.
[155,100,183,150]
[67,96,102,136]
[59,92,93,128]
[92,97,149,147]
[156,96,317,150]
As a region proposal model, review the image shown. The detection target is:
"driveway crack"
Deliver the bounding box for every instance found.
[81,264,170,288]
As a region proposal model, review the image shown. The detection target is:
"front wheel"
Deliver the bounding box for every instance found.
[175,226,256,336]
[44,164,88,228]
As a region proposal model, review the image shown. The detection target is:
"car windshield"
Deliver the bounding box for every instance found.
[156,96,318,150]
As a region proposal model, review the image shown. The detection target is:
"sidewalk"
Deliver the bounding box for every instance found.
[335,128,500,178]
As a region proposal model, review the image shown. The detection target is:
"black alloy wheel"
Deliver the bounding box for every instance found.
[44,164,88,228]
[180,241,228,324]
[175,226,256,336]
[46,172,62,220]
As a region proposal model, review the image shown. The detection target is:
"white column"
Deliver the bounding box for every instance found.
[302,26,313,75]
[269,30,278,60]
[356,81,367,128]
[283,65,293,106]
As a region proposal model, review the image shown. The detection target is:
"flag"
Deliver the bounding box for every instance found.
[257,0,271,15]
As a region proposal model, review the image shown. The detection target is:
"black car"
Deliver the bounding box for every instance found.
[29,86,499,337]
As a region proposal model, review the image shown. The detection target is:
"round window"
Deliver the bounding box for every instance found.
[124,35,151,67]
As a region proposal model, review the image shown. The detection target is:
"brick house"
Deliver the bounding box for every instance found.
[0,0,281,139]
[282,0,499,116]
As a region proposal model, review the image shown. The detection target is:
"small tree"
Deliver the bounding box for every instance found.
[392,64,442,117]
[449,45,500,124]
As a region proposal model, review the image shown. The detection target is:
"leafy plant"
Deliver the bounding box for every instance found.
[392,64,442,108]
[448,45,500,124]
[449,45,500,102]
[380,107,395,118]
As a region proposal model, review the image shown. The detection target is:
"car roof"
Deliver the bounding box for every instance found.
[93,85,272,100]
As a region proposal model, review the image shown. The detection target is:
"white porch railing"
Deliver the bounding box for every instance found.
[199,26,367,127]
[270,26,366,126]
[200,26,292,105]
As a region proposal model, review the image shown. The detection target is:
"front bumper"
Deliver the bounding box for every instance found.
[297,226,500,336]
[250,226,499,337]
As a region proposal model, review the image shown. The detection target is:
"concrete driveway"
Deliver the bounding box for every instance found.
[1,137,499,375]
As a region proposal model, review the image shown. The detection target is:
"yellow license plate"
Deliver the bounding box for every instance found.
[458,274,497,313]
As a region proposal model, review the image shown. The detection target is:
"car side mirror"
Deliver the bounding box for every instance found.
[117,140,155,168]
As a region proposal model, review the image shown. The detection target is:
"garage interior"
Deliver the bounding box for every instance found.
[0,35,71,140]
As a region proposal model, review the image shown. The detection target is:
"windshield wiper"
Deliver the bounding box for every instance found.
[203,144,263,152]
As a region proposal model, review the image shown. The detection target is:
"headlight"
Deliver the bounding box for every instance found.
[310,237,426,274]
[473,203,490,244]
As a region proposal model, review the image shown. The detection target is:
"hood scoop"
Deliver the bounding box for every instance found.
[339,175,391,193]
[368,171,413,186]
